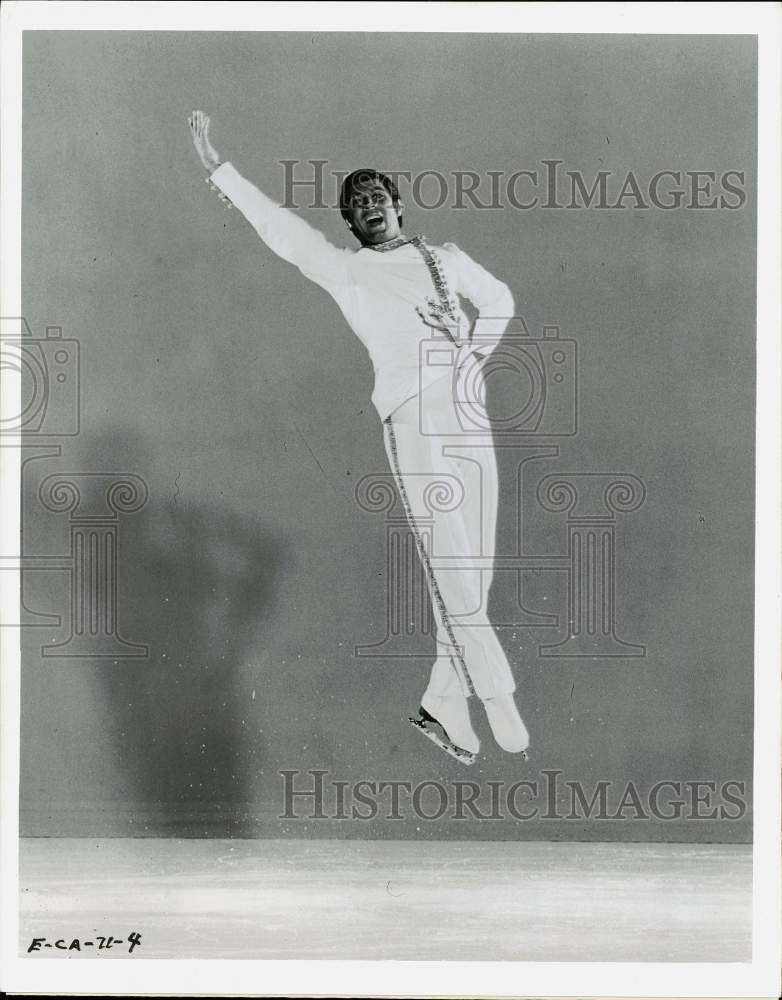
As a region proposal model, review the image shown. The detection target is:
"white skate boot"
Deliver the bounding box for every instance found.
[408,694,479,766]
[483,693,529,756]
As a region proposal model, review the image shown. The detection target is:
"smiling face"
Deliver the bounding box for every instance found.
[345,179,403,246]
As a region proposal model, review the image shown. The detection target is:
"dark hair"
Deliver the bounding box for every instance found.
[339,168,403,228]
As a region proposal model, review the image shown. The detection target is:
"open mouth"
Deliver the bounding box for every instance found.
[364,213,385,230]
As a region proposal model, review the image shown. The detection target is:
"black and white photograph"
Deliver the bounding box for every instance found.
[1,3,780,998]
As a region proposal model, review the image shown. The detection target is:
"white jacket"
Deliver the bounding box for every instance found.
[209,162,515,421]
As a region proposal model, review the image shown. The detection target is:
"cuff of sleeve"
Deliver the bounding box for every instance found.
[205,162,234,208]
[209,161,232,185]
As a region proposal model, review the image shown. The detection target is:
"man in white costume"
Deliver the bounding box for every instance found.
[189,110,529,764]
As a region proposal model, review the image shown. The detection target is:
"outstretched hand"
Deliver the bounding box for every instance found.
[188,110,222,173]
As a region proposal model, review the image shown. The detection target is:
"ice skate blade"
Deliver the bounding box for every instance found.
[408,714,476,766]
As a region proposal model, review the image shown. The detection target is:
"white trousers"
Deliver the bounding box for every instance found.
[382,372,516,702]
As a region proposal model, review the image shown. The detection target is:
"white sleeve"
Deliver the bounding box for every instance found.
[208,162,351,294]
[444,242,515,357]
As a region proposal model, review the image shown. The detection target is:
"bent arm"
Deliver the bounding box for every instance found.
[208,162,350,292]
[446,243,515,357]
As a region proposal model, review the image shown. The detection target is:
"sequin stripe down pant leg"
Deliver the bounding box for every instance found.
[382,382,516,702]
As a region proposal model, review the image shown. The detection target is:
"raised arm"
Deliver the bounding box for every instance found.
[188,110,350,293]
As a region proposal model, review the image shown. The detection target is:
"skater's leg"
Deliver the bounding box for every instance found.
[424,653,465,699]
[382,408,480,761]
[419,377,530,753]
[382,406,473,698]
[384,384,529,755]
[444,438,529,752]
[415,401,515,702]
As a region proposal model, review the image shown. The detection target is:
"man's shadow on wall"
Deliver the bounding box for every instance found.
[65,427,288,834]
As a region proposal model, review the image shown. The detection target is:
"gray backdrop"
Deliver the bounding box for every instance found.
[19,32,756,839]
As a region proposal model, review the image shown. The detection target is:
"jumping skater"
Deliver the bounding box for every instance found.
[188,110,529,764]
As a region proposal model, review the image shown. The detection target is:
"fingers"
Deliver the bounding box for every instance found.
[188,109,207,136]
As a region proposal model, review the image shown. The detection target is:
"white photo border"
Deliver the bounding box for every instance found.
[1,3,779,998]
